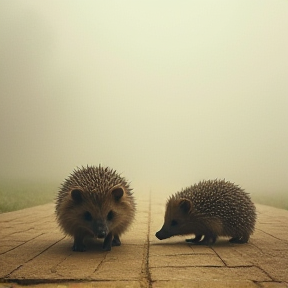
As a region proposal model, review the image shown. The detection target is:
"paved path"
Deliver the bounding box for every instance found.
[0,193,288,288]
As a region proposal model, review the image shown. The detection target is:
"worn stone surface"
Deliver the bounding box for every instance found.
[0,192,288,287]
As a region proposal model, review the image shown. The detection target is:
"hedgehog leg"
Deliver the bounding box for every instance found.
[72,240,86,252]
[198,234,217,245]
[186,235,203,243]
[112,234,121,246]
[72,233,86,252]
[103,232,113,251]
[229,235,249,244]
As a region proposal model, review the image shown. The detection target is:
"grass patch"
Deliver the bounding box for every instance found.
[0,179,59,213]
[0,179,287,212]
[251,191,288,210]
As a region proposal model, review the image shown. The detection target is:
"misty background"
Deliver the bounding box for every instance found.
[0,0,287,198]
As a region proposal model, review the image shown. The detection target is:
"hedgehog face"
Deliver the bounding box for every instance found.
[155,198,194,240]
[68,186,127,239]
[69,188,108,238]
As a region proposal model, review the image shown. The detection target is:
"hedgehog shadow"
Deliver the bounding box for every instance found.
[82,238,108,251]
[151,238,242,248]
[61,238,108,253]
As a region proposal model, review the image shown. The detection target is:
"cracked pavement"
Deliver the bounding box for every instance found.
[0,192,288,287]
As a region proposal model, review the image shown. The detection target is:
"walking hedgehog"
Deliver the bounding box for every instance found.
[55,165,136,252]
[156,179,256,244]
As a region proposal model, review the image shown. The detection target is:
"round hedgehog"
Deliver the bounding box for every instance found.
[155,179,256,244]
[55,165,136,252]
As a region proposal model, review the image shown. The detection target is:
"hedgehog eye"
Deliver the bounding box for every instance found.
[107,210,114,221]
[171,220,178,226]
[84,211,92,221]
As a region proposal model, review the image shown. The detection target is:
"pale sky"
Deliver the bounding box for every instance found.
[0,0,287,196]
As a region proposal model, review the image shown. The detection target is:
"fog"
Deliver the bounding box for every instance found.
[0,0,287,196]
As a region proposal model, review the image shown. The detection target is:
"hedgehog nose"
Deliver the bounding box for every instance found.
[97,231,107,238]
[155,231,164,240]
[155,227,169,240]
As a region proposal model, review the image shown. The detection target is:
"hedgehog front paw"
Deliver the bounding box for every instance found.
[186,235,203,243]
[229,236,249,244]
[112,234,121,246]
[102,244,112,251]
[102,232,113,251]
[191,235,216,245]
[72,243,86,252]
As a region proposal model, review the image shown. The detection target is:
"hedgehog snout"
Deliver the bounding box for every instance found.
[155,231,163,240]
[155,226,170,240]
[92,220,108,239]
[97,230,107,239]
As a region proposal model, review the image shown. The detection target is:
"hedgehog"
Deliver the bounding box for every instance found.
[155,179,256,244]
[55,165,136,252]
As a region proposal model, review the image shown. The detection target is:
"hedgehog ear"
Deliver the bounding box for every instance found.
[111,187,124,201]
[179,199,192,214]
[71,189,83,203]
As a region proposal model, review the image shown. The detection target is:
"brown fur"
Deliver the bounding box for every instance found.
[55,166,136,251]
[156,179,256,245]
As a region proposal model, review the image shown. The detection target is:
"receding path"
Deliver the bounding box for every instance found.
[0,192,288,287]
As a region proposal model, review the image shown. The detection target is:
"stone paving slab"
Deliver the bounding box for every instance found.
[0,192,288,287]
